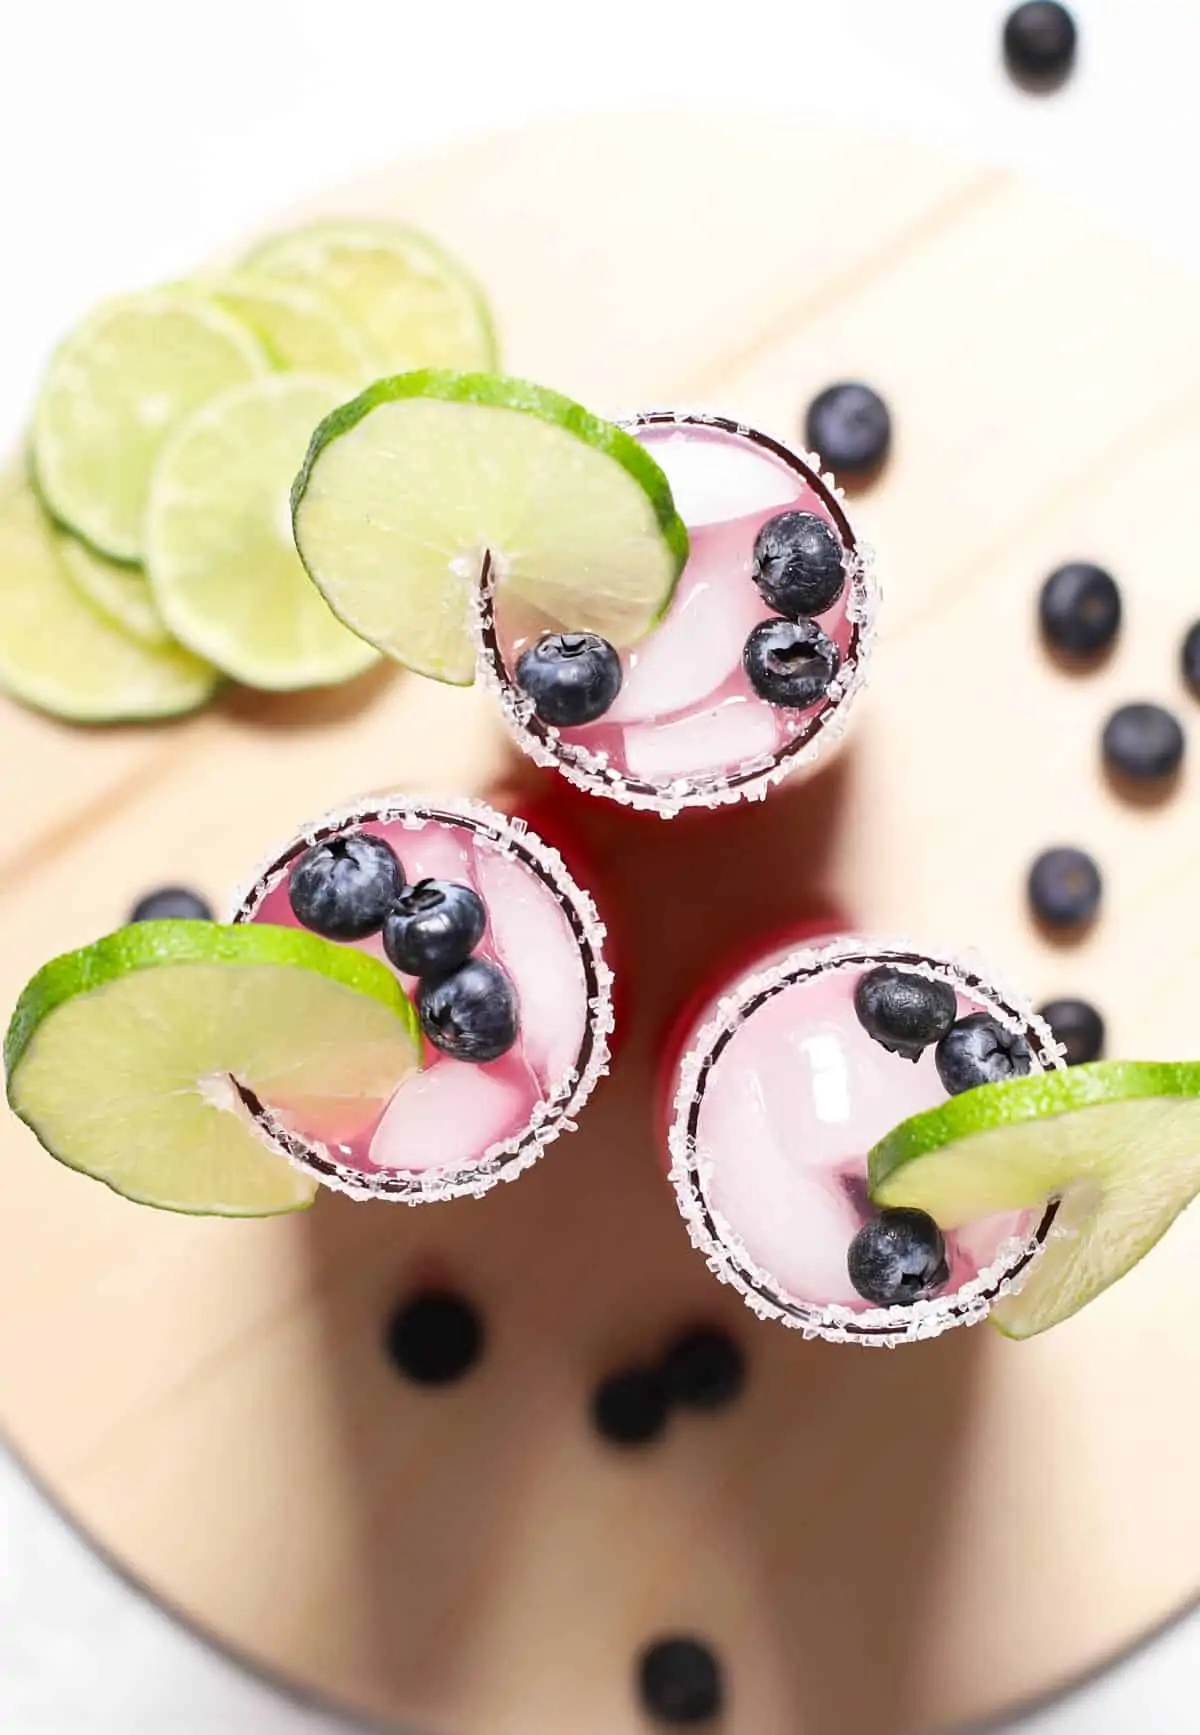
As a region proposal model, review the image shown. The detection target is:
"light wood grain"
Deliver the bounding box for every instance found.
[1,110,1196,1735]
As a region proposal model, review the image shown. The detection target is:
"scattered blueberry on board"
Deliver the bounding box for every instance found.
[384,1289,484,1385]
[751,511,846,619]
[743,617,839,709]
[1102,701,1186,786]
[1003,2,1078,91]
[638,1637,725,1726]
[515,630,623,726]
[1183,621,1200,699]
[129,885,213,922]
[804,381,891,482]
[1027,845,1102,931]
[1037,997,1105,1066]
[936,1012,1033,1095]
[591,1366,670,1447]
[854,965,958,1062]
[848,1207,949,1306]
[288,833,404,939]
[660,1327,746,1412]
[1038,561,1121,660]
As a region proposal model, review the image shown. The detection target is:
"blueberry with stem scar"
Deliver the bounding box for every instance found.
[848,1208,948,1306]
[854,965,957,1061]
[752,510,845,619]
[515,631,622,727]
[418,956,518,1062]
[743,617,839,709]
[383,879,486,978]
[936,1012,1033,1096]
[288,834,404,940]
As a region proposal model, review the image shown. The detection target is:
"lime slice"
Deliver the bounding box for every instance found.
[145,374,380,690]
[5,920,421,1216]
[242,218,496,374]
[0,474,219,722]
[208,272,377,381]
[32,289,269,562]
[292,370,689,684]
[869,1061,1200,1338]
[57,527,171,648]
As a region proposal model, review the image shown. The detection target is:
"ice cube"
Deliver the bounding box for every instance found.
[642,426,801,526]
[398,822,476,889]
[369,1058,529,1172]
[607,556,765,724]
[622,695,778,782]
[474,844,587,1090]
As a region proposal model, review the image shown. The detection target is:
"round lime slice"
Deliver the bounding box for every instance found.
[57,527,171,649]
[145,374,380,690]
[0,473,219,722]
[242,218,497,374]
[5,920,421,1216]
[869,1060,1200,1338]
[208,271,377,381]
[32,288,269,562]
[292,370,689,685]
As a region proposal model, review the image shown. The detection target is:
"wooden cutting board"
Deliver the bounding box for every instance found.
[1,110,1197,1735]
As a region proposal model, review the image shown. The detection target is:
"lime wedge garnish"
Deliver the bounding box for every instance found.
[145,374,380,690]
[0,474,219,722]
[869,1060,1200,1338]
[32,288,269,562]
[292,370,689,685]
[208,272,377,381]
[57,526,171,648]
[241,219,497,374]
[5,920,421,1215]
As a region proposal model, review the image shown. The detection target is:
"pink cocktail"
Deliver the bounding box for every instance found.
[480,411,876,815]
[661,935,1063,1345]
[232,795,613,1201]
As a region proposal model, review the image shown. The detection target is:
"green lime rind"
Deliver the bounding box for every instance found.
[292,369,689,685]
[241,218,498,374]
[6,921,421,1217]
[868,1060,1200,1339]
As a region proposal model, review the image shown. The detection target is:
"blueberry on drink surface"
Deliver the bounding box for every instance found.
[804,381,891,479]
[1038,562,1121,658]
[1102,702,1185,784]
[743,617,839,709]
[637,1636,724,1725]
[751,510,846,619]
[417,956,518,1062]
[383,879,486,978]
[1037,997,1105,1067]
[936,1011,1033,1096]
[1027,846,1102,930]
[854,965,958,1061]
[847,1207,949,1306]
[129,885,213,922]
[514,631,622,727]
[288,833,404,940]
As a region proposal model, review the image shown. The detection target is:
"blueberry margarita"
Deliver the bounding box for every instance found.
[484,411,875,814]
[231,795,613,1201]
[661,936,1062,1345]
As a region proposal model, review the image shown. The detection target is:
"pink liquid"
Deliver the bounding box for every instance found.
[234,798,613,1202]
[489,413,872,811]
[664,937,1060,1345]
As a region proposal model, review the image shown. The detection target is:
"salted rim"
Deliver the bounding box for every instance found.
[666,935,1066,1346]
[473,409,879,817]
[228,793,614,1203]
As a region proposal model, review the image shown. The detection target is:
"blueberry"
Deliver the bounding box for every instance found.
[384,1290,483,1385]
[847,1207,948,1306]
[1183,621,1200,698]
[936,1012,1033,1096]
[1028,846,1102,930]
[804,381,891,479]
[743,617,839,709]
[660,1327,746,1412]
[383,879,486,978]
[514,631,622,727]
[288,833,404,940]
[637,1637,724,1726]
[751,510,846,619]
[1038,562,1121,658]
[1003,2,1077,90]
[1103,702,1185,784]
[591,1367,669,1446]
[1037,997,1105,1067]
[417,956,518,1062]
[853,965,958,1062]
[129,885,213,922]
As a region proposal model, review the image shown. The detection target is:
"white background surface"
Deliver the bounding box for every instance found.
[1,0,1197,1728]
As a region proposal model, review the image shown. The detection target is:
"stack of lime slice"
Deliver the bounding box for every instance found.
[5,219,496,720]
